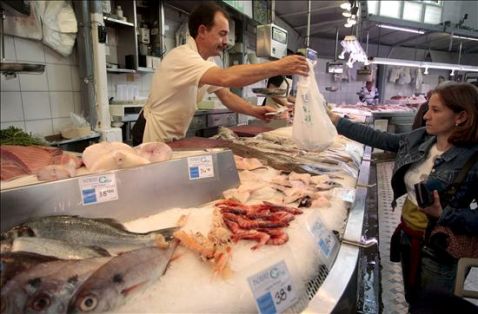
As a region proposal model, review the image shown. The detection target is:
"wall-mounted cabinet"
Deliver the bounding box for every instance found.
[104,0,137,72]
[103,0,164,73]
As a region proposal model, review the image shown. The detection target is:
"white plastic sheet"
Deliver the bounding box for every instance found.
[292,60,337,151]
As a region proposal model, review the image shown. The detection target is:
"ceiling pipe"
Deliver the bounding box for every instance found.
[271,0,275,23]
[305,0,311,48]
[334,27,339,61]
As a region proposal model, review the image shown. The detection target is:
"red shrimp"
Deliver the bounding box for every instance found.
[266,232,289,246]
[232,230,270,250]
[263,201,303,215]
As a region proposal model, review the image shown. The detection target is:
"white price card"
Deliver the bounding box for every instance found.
[310,217,338,266]
[333,188,356,203]
[187,155,214,180]
[247,260,297,314]
[79,174,118,205]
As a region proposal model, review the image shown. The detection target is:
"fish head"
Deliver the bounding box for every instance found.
[2,226,35,240]
[23,279,75,314]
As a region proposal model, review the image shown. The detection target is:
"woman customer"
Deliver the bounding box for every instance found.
[328,82,478,305]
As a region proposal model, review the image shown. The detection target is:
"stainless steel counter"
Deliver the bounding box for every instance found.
[305,146,372,313]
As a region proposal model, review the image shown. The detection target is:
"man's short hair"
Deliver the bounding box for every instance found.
[189,2,229,39]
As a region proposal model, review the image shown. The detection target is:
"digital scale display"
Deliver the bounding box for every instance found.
[272,27,287,44]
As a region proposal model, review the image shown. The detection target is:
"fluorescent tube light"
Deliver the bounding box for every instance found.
[377,24,425,34]
[452,35,478,42]
[369,57,423,68]
[369,57,478,73]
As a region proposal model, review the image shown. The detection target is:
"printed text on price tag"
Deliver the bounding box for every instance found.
[79,174,118,205]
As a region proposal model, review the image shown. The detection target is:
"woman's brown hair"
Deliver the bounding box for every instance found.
[432,82,478,145]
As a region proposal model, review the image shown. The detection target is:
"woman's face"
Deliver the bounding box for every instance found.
[423,93,463,137]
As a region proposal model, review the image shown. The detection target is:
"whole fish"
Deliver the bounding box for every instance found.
[1,258,109,314]
[7,237,111,260]
[0,252,58,288]
[2,216,176,255]
[68,244,177,313]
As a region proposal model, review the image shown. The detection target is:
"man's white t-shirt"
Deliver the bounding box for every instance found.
[142,37,222,142]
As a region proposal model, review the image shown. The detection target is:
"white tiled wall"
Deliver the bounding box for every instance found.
[107,72,154,100]
[0,35,82,137]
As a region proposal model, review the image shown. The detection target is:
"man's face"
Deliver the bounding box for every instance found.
[201,12,229,57]
[366,81,373,91]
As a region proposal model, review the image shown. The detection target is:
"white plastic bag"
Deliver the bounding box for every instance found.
[292,60,337,151]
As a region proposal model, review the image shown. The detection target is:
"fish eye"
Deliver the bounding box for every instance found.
[29,293,51,311]
[79,294,98,312]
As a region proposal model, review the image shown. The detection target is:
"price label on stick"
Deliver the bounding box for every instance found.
[79,174,118,205]
[248,261,298,314]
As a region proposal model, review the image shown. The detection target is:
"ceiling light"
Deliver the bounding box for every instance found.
[452,35,478,42]
[450,70,455,76]
[369,57,478,73]
[344,22,353,28]
[340,3,351,10]
[342,11,351,17]
[424,67,429,75]
[340,35,368,68]
[347,18,357,25]
[377,24,425,34]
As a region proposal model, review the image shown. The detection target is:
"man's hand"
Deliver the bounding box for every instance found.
[252,106,276,122]
[420,190,443,218]
[275,55,309,76]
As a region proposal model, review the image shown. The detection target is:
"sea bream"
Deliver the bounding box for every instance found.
[68,244,177,313]
[0,252,58,288]
[2,216,175,256]
[1,257,110,314]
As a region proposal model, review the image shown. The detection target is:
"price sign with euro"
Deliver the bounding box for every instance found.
[79,174,118,205]
[248,261,298,314]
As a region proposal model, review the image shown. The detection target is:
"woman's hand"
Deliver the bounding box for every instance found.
[326,108,340,126]
[420,190,443,218]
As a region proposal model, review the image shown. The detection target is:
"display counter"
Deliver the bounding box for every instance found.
[1,132,372,313]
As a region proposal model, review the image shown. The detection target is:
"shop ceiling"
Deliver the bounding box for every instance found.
[164,0,478,55]
[274,0,478,55]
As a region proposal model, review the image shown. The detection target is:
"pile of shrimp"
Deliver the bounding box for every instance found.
[173,211,233,279]
[215,199,303,250]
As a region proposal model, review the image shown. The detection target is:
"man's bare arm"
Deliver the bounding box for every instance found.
[200,55,308,88]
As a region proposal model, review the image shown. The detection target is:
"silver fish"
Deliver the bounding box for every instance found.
[2,216,177,256]
[1,258,109,314]
[9,237,110,260]
[68,244,177,313]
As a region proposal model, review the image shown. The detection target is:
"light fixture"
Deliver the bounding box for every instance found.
[450,70,455,77]
[347,18,357,25]
[342,11,351,17]
[377,24,425,34]
[339,35,368,68]
[369,57,478,73]
[340,2,351,10]
[344,22,353,28]
[424,67,429,75]
[452,35,478,42]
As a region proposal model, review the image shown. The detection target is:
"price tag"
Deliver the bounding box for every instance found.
[79,174,118,205]
[333,188,356,203]
[187,155,214,180]
[310,217,338,265]
[247,261,297,314]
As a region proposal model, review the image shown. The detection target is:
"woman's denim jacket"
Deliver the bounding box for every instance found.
[336,118,478,235]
